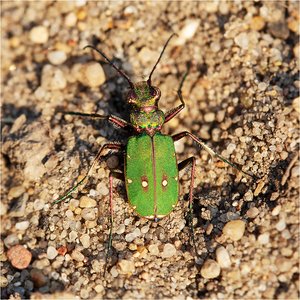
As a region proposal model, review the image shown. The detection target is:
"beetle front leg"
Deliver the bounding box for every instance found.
[61,111,132,130]
[164,69,189,123]
[173,131,256,179]
[53,143,123,204]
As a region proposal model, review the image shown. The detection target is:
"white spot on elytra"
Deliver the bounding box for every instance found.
[127,179,133,184]
[162,179,168,186]
[142,180,148,188]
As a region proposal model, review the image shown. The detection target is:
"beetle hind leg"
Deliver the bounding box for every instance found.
[178,156,198,256]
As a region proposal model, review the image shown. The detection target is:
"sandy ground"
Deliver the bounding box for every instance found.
[1,1,299,299]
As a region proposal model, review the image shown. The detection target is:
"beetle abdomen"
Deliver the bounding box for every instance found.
[125,133,178,219]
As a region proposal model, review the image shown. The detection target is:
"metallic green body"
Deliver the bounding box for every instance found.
[125,133,178,218]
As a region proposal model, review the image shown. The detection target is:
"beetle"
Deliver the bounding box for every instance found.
[54,34,254,266]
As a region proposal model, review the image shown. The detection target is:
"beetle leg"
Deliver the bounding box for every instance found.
[104,170,124,275]
[173,131,256,179]
[164,69,189,123]
[53,143,123,205]
[178,157,197,255]
[61,111,132,129]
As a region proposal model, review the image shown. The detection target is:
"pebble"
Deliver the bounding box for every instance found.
[148,244,160,256]
[47,246,58,260]
[33,199,45,211]
[246,207,259,218]
[243,190,254,202]
[7,245,32,269]
[0,276,8,288]
[78,62,106,88]
[271,205,281,216]
[71,249,85,262]
[80,234,90,248]
[275,218,286,231]
[15,221,30,231]
[222,220,246,241]
[201,259,221,279]
[79,196,97,208]
[0,202,7,216]
[47,50,67,65]
[275,257,293,273]
[257,232,269,245]
[94,284,104,293]
[8,186,25,199]
[204,112,215,122]
[41,65,67,90]
[234,32,249,50]
[4,234,19,247]
[65,12,77,27]
[175,19,200,46]
[29,26,49,44]
[216,246,231,268]
[125,228,141,242]
[57,246,67,256]
[161,243,177,258]
[117,259,135,275]
[250,16,266,31]
[81,208,96,220]
[30,269,47,287]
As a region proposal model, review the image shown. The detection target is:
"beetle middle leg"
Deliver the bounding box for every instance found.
[53,143,124,204]
[173,131,256,179]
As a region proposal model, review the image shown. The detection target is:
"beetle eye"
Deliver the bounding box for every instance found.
[150,87,156,96]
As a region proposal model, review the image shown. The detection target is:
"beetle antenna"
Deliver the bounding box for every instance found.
[147,33,177,87]
[84,45,134,89]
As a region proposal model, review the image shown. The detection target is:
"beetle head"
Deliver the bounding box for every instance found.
[127,81,161,108]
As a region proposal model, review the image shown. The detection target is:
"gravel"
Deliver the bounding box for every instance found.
[1,1,299,299]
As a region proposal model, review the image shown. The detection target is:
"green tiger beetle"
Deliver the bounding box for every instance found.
[54,33,255,271]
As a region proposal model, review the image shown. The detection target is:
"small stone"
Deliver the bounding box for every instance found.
[65,12,77,27]
[8,186,25,199]
[161,243,177,258]
[175,19,200,46]
[272,205,281,216]
[116,224,125,234]
[94,284,104,293]
[71,249,85,262]
[117,259,135,275]
[15,221,30,231]
[57,246,67,256]
[47,246,58,260]
[201,259,221,279]
[0,276,8,288]
[258,82,268,91]
[234,32,249,49]
[29,26,49,44]
[47,50,67,65]
[0,202,7,216]
[222,220,246,241]
[276,218,286,231]
[7,245,32,269]
[275,257,293,273]
[204,112,215,122]
[269,22,289,40]
[216,246,231,268]
[292,97,300,113]
[258,232,269,245]
[81,208,96,220]
[41,65,67,90]
[80,234,90,248]
[244,190,254,202]
[30,269,47,287]
[110,266,119,277]
[246,207,259,218]
[148,244,160,256]
[78,62,106,88]
[33,199,44,211]
[4,234,19,247]
[250,16,266,31]
[79,196,97,208]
